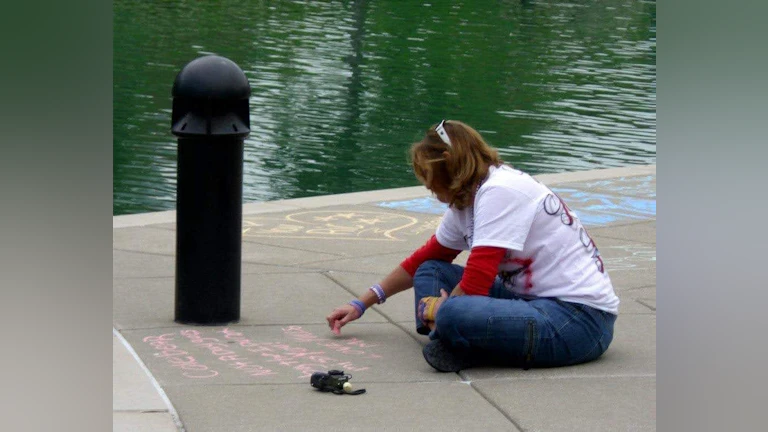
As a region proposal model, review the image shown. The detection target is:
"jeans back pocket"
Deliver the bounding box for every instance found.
[485,316,537,365]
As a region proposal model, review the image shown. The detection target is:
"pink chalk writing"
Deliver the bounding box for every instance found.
[142,327,378,380]
[180,330,277,377]
[218,327,371,378]
[142,333,218,379]
[281,326,383,359]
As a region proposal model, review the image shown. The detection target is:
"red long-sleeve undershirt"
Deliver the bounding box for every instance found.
[400,235,507,296]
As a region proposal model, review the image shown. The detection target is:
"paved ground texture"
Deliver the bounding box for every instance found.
[113,165,656,432]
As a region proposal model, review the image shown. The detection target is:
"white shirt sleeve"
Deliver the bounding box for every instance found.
[472,185,540,251]
[436,208,468,251]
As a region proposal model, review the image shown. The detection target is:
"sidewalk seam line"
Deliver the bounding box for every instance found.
[591,234,656,245]
[591,218,657,229]
[468,373,657,381]
[113,248,175,257]
[620,284,657,292]
[241,238,349,256]
[114,409,169,413]
[115,225,176,232]
[114,269,321,281]
[300,249,420,267]
[114,247,334,270]
[468,382,525,431]
[321,272,425,346]
[113,327,186,432]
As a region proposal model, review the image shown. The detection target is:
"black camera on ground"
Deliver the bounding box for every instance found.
[310,370,348,392]
[310,370,365,395]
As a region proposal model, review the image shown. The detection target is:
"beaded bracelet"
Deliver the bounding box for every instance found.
[349,299,366,317]
[369,284,386,304]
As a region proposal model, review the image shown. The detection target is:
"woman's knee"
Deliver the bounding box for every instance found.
[558,309,617,365]
[413,260,449,279]
[434,297,461,327]
[589,313,617,361]
[413,261,462,296]
[433,298,476,347]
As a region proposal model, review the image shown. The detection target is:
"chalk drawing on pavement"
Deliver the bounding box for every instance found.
[600,244,656,272]
[140,326,382,382]
[377,176,656,227]
[550,188,656,226]
[377,197,448,215]
[242,210,438,241]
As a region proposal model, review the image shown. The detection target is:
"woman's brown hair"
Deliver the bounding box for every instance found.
[410,120,502,210]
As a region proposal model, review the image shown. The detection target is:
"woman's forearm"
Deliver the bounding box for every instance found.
[450,284,466,296]
[381,265,414,297]
[358,265,414,308]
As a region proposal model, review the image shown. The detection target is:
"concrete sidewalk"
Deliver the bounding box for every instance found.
[113,165,656,432]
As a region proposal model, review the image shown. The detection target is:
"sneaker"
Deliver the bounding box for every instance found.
[422,340,475,372]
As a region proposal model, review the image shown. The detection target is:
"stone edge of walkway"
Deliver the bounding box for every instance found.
[113,164,656,229]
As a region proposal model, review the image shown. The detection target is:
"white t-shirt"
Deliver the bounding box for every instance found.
[436,165,620,314]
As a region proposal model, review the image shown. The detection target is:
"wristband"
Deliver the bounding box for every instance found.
[417,296,441,322]
[369,284,386,304]
[349,299,366,317]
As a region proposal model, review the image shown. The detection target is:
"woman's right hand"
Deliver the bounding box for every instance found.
[326,303,361,335]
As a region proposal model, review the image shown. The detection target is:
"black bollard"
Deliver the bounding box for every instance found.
[171,55,251,325]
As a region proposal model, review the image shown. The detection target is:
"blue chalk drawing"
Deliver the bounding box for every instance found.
[377,197,448,215]
[377,176,656,227]
[551,187,656,226]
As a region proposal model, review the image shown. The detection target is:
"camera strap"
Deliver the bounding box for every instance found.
[318,385,366,395]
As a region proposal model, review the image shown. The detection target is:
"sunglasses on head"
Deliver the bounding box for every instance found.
[435,119,452,147]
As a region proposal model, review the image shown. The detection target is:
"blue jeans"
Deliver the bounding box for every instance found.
[413,260,617,368]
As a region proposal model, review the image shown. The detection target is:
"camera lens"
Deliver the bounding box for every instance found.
[310,372,326,388]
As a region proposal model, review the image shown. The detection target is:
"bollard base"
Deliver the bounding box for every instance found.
[174,318,241,326]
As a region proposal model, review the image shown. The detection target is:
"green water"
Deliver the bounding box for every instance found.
[114,0,656,215]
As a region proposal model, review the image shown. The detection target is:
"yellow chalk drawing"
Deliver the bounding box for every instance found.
[404,218,442,236]
[242,210,430,241]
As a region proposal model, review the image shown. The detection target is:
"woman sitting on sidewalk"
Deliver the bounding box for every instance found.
[326,120,619,372]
